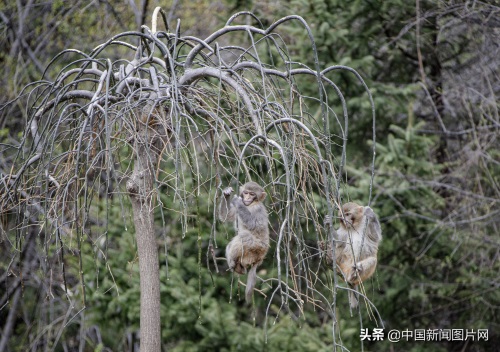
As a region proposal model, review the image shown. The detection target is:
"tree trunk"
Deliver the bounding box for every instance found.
[126,122,161,352]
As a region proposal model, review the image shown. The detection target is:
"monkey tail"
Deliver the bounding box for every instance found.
[245,265,258,303]
[348,285,359,309]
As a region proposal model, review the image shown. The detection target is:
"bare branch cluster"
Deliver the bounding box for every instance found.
[0,8,377,348]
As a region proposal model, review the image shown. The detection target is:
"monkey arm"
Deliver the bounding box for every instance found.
[225,237,246,274]
[218,194,236,222]
[336,230,348,245]
[319,225,348,268]
[324,215,347,244]
[364,206,382,242]
[235,201,268,232]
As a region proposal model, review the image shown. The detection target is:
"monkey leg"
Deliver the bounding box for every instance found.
[348,256,377,285]
[226,254,238,273]
[226,237,245,274]
[336,260,362,308]
[228,256,246,275]
[337,259,354,282]
[239,245,266,267]
[226,234,268,276]
[226,236,255,275]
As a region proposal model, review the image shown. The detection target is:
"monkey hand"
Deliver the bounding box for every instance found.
[364,206,375,219]
[222,187,233,197]
[349,263,364,282]
[234,196,246,208]
[353,262,363,272]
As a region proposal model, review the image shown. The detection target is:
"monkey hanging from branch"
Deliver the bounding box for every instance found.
[219,182,270,303]
[320,202,382,308]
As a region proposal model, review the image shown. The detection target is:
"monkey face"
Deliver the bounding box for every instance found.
[339,211,354,228]
[240,182,266,206]
[339,203,363,229]
[241,190,257,206]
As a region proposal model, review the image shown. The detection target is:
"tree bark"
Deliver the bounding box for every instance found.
[126,122,161,352]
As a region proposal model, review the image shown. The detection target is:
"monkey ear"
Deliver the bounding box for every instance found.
[259,192,267,201]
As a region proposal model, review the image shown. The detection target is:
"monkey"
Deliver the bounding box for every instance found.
[219,181,270,303]
[319,202,382,308]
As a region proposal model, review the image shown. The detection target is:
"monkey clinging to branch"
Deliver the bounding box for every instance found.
[219,182,270,303]
[320,202,382,308]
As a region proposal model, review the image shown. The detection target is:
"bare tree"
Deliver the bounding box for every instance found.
[0,8,378,351]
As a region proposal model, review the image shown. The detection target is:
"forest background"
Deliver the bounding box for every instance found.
[0,0,498,351]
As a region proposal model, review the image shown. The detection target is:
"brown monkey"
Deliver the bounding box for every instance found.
[320,202,382,308]
[219,182,270,303]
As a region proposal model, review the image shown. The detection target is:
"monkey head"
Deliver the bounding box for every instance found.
[339,202,364,229]
[240,182,266,206]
